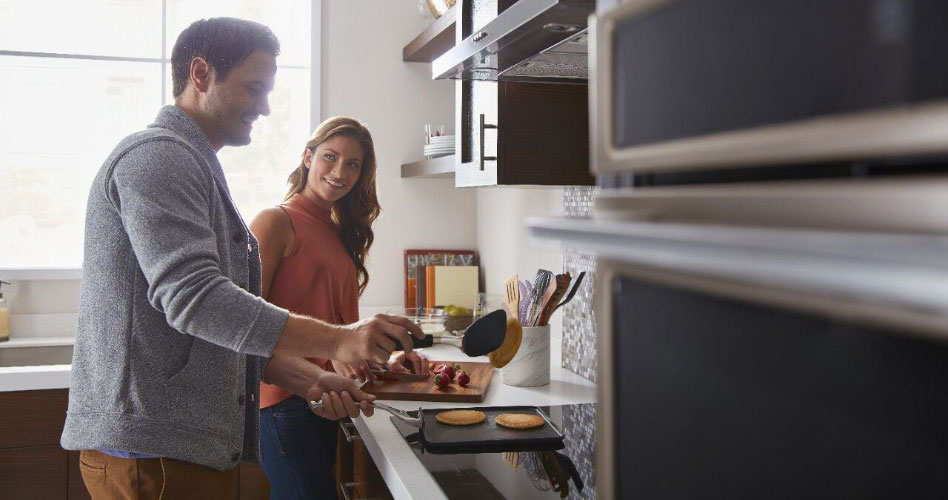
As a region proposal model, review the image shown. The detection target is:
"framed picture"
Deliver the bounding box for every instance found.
[404,249,476,308]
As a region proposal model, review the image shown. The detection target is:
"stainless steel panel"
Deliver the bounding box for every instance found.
[434,0,594,82]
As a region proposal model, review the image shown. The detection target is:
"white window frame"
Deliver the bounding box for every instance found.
[0,0,322,281]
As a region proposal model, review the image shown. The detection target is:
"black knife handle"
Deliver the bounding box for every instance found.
[393,334,434,351]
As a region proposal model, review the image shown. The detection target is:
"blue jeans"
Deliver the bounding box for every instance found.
[260,395,339,500]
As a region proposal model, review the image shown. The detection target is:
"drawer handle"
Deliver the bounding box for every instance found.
[473,31,489,42]
[480,113,498,171]
[341,420,361,443]
[339,481,356,500]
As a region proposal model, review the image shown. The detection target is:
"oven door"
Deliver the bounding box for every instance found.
[592,0,948,176]
[543,219,948,500]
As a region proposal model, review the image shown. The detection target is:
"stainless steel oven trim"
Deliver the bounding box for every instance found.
[593,175,948,234]
[528,216,948,337]
[593,254,948,500]
[592,0,948,175]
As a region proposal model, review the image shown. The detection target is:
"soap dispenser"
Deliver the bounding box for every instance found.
[0,280,10,342]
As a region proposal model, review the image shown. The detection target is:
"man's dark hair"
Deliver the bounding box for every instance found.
[171,17,280,98]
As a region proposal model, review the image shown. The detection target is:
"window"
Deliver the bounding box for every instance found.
[0,0,313,269]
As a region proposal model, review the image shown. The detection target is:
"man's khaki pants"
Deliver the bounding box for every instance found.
[79,449,238,499]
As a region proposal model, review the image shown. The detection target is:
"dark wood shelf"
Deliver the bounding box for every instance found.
[401,155,455,178]
[402,6,457,63]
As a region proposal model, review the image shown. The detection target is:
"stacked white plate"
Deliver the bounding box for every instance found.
[423,135,455,158]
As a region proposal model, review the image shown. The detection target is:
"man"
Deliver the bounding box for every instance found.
[60,18,423,499]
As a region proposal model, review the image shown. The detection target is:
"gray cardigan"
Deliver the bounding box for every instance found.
[61,106,290,470]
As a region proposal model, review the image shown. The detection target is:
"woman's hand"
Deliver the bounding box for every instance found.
[387,350,429,375]
[330,359,376,383]
[306,371,375,420]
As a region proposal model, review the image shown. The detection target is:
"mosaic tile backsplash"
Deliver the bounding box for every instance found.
[563,403,597,499]
[562,186,598,382]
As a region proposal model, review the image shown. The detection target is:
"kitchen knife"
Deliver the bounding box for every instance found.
[369,368,429,381]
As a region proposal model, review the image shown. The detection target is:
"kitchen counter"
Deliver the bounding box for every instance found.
[0,363,71,392]
[352,341,597,500]
[0,333,597,499]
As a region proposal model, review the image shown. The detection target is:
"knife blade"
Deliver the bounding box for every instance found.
[369,369,429,381]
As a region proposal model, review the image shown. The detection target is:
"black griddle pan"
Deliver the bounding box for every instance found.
[391,405,565,454]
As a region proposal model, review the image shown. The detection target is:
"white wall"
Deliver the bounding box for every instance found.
[476,187,565,337]
[321,0,477,308]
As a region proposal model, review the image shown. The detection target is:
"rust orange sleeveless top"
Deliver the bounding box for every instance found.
[259,193,360,409]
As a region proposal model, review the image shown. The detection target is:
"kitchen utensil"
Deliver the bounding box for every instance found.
[552,271,586,313]
[524,270,553,327]
[488,317,522,369]
[364,361,494,403]
[518,279,531,321]
[458,308,506,355]
[501,451,519,470]
[553,451,584,492]
[309,400,424,429]
[537,272,571,327]
[389,405,566,454]
[539,449,570,498]
[503,273,520,320]
[392,307,506,356]
[522,452,552,491]
[369,368,429,381]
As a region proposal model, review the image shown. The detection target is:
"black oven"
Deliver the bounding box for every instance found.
[525,1,948,498]
[524,215,948,499]
[610,268,948,499]
[592,0,948,175]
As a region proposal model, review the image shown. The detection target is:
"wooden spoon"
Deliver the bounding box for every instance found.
[538,272,571,327]
[503,273,520,320]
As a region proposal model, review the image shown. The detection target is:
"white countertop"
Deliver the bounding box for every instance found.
[0,333,596,500]
[351,341,596,500]
[0,363,71,392]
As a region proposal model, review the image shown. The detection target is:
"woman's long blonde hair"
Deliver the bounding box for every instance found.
[285,116,380,296]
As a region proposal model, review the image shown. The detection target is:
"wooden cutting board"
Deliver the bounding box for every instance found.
[363,361,494,403]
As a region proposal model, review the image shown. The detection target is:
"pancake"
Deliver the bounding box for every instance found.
[495,413,545,430]
[435,409,487,426]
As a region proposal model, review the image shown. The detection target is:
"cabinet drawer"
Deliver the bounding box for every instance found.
[0,445,68,499]
[238,463,270,500]
[456,79,593,187]
[0,389,68,448]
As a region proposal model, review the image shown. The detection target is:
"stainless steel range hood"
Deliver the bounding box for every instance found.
[432,0,594,83]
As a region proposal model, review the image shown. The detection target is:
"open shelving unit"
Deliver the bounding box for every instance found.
[400,155,456,179]
[402,6,457,63]
[402,7,457,179]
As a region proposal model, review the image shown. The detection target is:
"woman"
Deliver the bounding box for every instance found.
[251,116,429,499]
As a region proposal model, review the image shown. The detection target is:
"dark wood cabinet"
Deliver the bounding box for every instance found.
[0,389,268,500]
[0,389,77,499]
[456,79,592,187]
[0,446,68,499]
[402,0,594,186]
[1,390,396,499]
[335,420,394,500]
[238,463,270,500]
[453,0,594,187]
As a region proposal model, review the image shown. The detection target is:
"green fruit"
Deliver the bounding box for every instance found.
[443,304,474,317]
